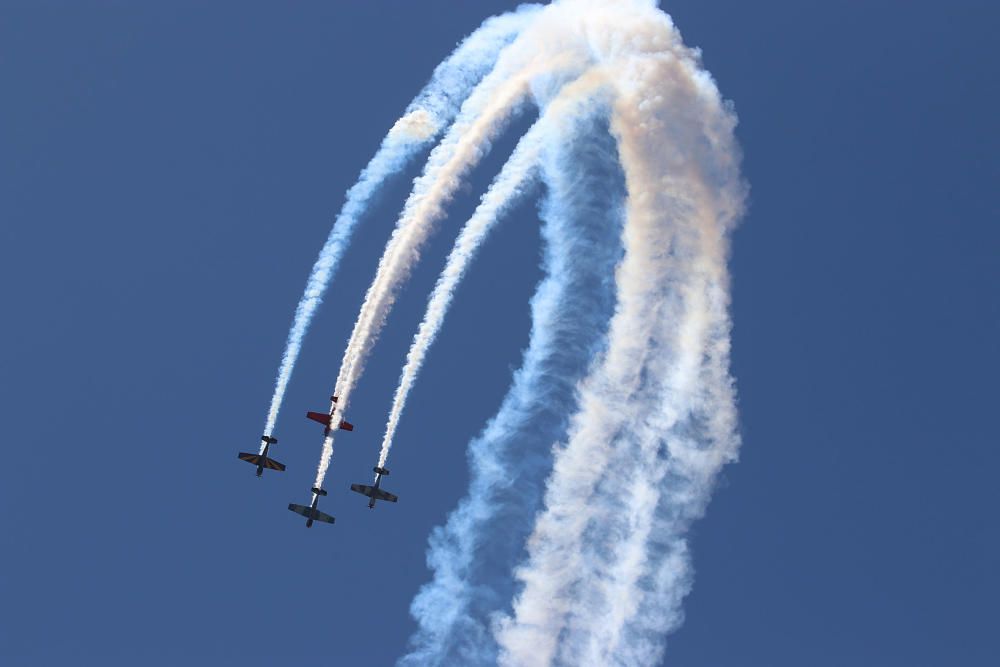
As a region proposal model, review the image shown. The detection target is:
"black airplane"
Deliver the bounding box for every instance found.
[288,487,336,527]
[306,395,355,435]
[350,467,398,509]
[237,435,285,478]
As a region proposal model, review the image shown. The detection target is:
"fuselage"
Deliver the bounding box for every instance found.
[305,497,320,527]
[368,474,383,509]
[256,442,271,477]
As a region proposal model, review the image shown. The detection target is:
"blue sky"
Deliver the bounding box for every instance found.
[1,2,997,665]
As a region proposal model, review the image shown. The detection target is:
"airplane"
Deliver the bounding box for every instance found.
[350,466,398,509]
[287,487,336,527]
[237,435,285,478]
[306,395,355,435]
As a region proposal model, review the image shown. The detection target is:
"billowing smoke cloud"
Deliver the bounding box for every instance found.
[260,6,540,448]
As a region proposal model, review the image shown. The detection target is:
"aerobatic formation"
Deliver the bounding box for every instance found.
[238,1,745,665]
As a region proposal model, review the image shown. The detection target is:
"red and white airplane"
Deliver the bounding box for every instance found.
[306,395,354,435]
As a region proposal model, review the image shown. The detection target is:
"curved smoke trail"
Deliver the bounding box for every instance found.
[314,28,597,485]
[259,6,540,446]
[376,71,612,471]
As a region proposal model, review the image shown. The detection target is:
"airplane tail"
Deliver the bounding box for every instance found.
[374,466,390,475]
[261,435,278,444]
[312,487,328,496]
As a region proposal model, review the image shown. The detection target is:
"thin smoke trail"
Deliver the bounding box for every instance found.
[313,72,534,485]
[314,46,594,486]
[332,50,585,399]
[376,129,544,470]
[259,7,540,449]
[377,71,611,472]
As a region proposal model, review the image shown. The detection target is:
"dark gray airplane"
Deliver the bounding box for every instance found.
[288,487,336,527]
[350,467,398,509]
[237,435,285,478]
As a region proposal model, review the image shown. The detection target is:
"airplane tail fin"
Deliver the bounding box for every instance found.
[261,435,278,444]
[311,487,328,496]
[373,466,389,475]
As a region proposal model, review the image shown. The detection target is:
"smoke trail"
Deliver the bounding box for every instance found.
[376,129,544,469]
[377,71,611,472]
[314,33,596,485]
[494,6,745,666]
[259,6,540,447]
[400,98,626,666]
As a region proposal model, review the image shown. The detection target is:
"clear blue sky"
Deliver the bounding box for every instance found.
[1,2,996,665]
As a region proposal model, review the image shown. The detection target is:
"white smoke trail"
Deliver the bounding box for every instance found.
[314,26,597,485]
[494,5,745,666]
[259,6,540,449]
[376,71,612,471]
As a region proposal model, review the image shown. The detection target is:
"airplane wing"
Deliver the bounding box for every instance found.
[288,503,311,517]
[262,457,286,472]
[312,510,336,524]
[374,489,398,503]
[238,452,261,465]
[350,484,398,502]
[306,411,332,426]
[350,483,375,497]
